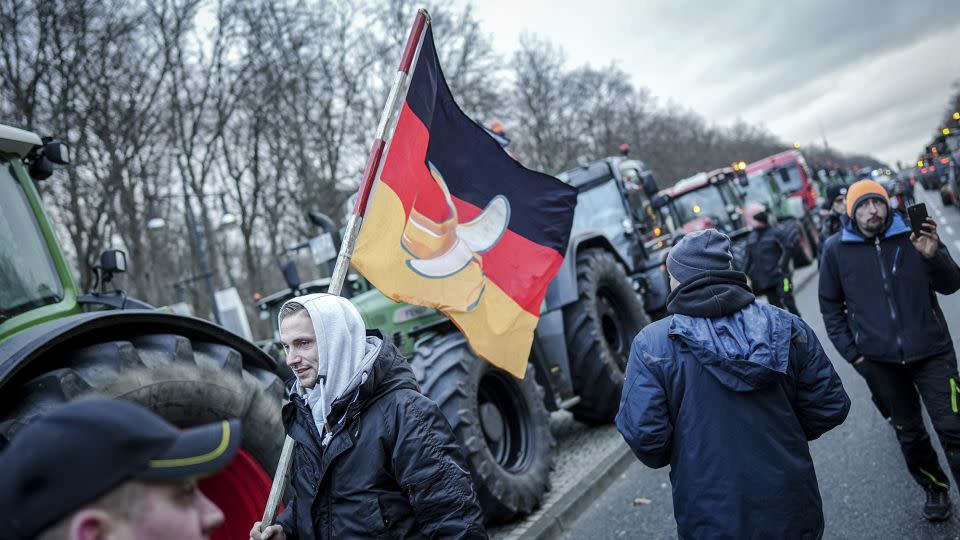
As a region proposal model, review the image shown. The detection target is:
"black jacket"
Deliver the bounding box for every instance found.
[277,334,486,539]
[744,225,792,291]
[818,212,842,248]
[819,213,960,364]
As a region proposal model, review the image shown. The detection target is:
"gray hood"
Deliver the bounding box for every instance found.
[280,293,381,442]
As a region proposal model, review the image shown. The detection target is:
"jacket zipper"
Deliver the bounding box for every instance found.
[875,237,905,363]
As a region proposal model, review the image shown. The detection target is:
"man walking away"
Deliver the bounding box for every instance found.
[617,229,850,539]
[743,203,801,317]
[819,179,960,521]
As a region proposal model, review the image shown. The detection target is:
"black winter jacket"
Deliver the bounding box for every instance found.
[818,212,842,248]
[744,225,792,290]
[819,213,960,364]
[276,334,486,539]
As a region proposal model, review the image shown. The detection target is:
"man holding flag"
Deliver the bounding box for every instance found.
[250,294,485,540]
[254,9,577,536]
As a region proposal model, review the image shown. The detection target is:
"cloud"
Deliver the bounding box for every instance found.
[470,0,960,166]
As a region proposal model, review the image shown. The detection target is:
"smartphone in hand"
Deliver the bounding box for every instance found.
[907,203,928,236]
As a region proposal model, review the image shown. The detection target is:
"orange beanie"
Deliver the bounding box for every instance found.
[846,180,888,217]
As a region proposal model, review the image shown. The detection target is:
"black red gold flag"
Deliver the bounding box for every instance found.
[353,26,577,377]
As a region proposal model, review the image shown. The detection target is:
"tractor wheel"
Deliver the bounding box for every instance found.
[563,248,649,425]
[411,333,554,523]
[941,188,953,206]
[0,334,286,540]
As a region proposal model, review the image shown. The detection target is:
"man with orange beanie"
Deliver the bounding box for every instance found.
[819,179,960,522]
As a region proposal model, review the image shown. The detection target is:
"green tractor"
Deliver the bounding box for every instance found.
[257,155,671,523]
[0,124,286,540]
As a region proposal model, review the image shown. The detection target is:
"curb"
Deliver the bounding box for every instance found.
[518,442,635,540]
[511,264,823,539]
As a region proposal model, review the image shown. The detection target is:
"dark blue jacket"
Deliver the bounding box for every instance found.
[743,225,792,290]
[617,273,849,539]
[277,335,486,539]
[818,212,960,364]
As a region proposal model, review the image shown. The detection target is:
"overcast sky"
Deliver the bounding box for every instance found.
[468,0,960,167]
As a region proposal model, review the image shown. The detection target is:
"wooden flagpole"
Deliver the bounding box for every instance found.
[259,8,431,530]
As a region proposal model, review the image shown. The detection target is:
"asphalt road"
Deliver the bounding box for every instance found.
[562,187,960,540]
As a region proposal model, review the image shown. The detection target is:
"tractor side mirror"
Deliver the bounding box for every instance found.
[280,259,301,291]
[100,250,127,273]
[43,139,70,165]
[92,249,127,292]
[24,138,70,181]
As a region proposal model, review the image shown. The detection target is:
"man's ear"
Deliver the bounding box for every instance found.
[68,509,118,540]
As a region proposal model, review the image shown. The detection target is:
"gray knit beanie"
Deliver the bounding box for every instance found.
[666,229,733,285]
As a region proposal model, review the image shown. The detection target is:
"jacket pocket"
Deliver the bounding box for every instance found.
[361,497,389,538]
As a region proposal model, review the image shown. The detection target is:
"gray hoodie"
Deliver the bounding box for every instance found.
[279,293,382,444]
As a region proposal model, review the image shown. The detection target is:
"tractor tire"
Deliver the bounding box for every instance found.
[563,248,650,425]
[0,333,286,540]
[941,188,953,206]
[411,333,554,523]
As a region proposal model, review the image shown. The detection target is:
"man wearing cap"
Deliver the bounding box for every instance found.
[742,203,801,316]
[617,229,849,538]
[0,398,240,540]
[251,294,485,540]
[819,183,848,247]
[819,179,960,521]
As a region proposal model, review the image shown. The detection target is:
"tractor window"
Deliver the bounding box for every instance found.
[671,187,736,234]
[718,181,744,206]
[777,164,804,194]
[0,162,64,319]
[571,178,627,239]
[743,172,774,207]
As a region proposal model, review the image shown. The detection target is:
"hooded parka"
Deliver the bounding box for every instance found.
[616,272,850,539]
[275,294,485,539]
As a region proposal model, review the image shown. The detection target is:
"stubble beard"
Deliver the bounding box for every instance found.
[860,217,885,237]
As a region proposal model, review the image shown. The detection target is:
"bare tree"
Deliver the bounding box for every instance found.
[150,0,247,313]
[506,34,583,173]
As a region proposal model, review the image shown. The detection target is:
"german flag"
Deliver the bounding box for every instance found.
[353,25,577,378]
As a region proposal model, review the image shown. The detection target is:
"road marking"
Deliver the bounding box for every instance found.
[947,226,956,236]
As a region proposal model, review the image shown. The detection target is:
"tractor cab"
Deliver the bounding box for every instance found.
[0,126,76,340]
[657,168,748,239]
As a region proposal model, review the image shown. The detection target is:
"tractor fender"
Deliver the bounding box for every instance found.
[0,310,278,389]
[544,232,631,312]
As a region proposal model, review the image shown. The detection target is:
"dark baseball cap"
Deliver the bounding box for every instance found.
[0,398,242,539]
